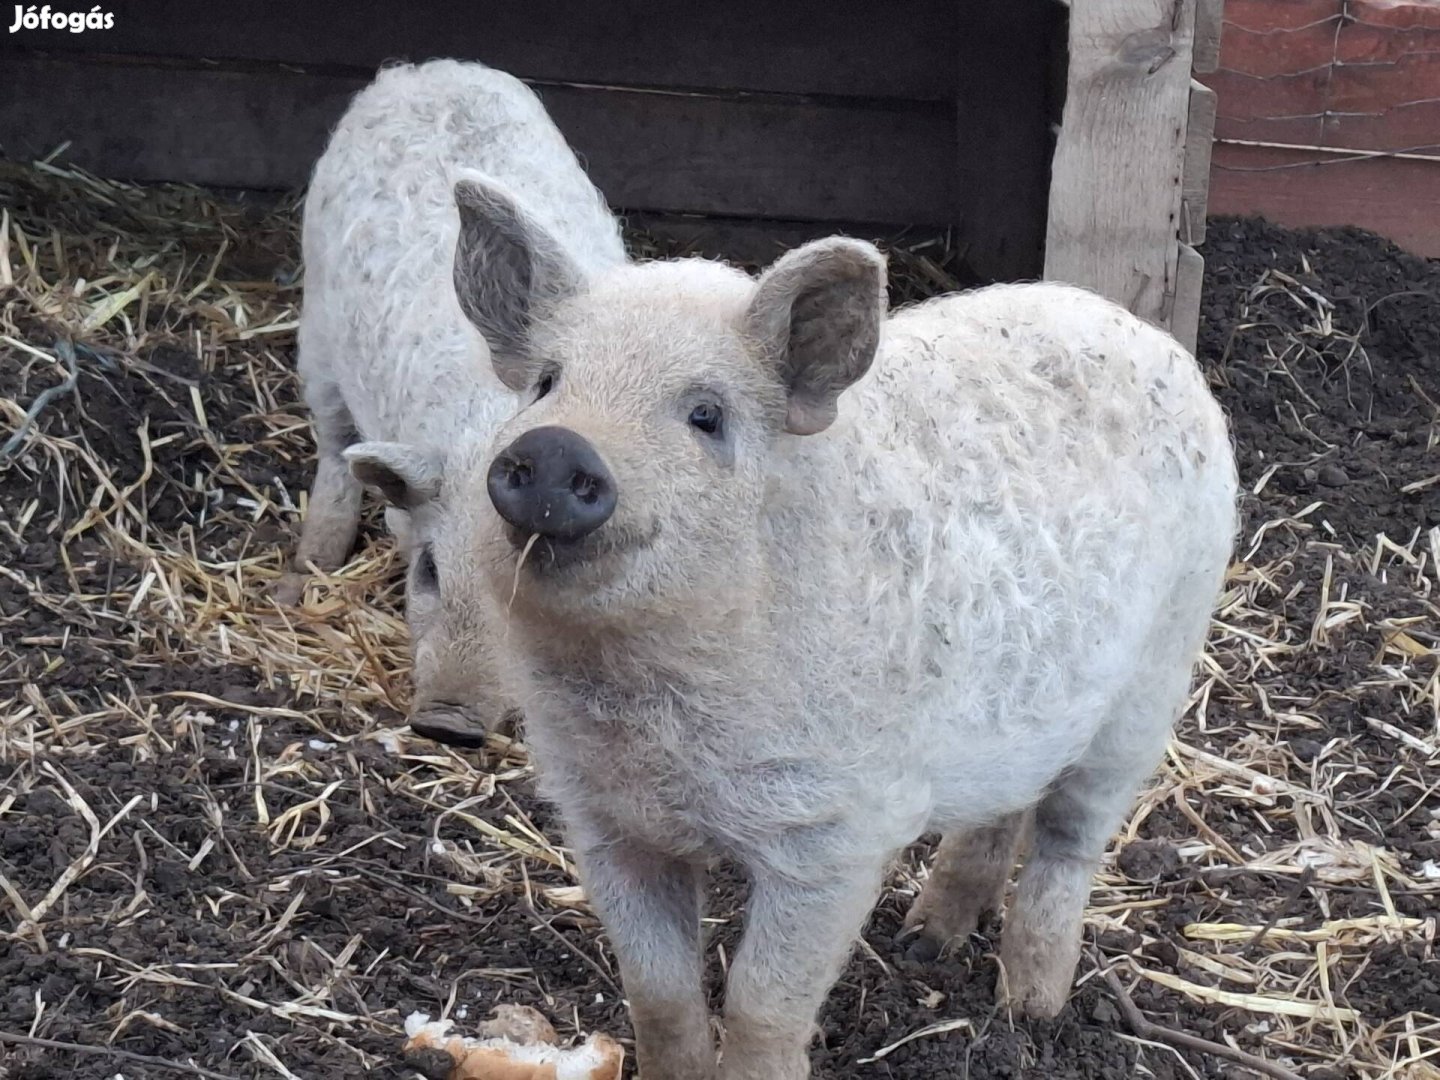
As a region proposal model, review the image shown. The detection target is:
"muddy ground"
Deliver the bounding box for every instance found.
[0,167,1436,1080]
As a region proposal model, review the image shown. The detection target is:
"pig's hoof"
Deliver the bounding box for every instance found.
[268,571,309,607]
[904,934,942,964]
[1001,979,1070,1020]
[900,888,996,959]
[998,937,1076,1019]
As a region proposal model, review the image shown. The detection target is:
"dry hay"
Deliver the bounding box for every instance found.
[0,160,1436,1080]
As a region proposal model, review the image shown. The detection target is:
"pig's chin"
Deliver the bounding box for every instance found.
[495,519,660,590]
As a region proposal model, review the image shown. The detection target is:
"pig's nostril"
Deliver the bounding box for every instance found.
[506,462,533,489]
[571,471,600,504]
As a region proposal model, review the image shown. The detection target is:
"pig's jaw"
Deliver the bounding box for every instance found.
[505,592,767,681]
[482,527,657,624]
[501,518,661,576]
[491,549,762,651]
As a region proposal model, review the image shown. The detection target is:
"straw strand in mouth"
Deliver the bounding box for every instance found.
[509,532,540,612]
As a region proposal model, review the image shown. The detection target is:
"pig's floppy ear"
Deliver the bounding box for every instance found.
[344,442,442,509]
[453,178,582,391]
[745,238,887,436]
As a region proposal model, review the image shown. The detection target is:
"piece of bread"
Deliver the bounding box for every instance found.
[404,1011,624,1080]
[473,1004,560,1047]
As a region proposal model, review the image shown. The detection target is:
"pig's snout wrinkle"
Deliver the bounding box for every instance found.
[488,426,617,543]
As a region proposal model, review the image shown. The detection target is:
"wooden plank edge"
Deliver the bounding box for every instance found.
[1182,81,1218,246]
[1193,0,1224,74]
[1171,243,1205,357]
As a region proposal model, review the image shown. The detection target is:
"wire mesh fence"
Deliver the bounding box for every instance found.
[1200,0,1440,254]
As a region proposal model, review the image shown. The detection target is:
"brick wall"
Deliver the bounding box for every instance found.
[1202,0,1440,255]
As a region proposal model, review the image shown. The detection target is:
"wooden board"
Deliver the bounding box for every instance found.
[0,53,957,227]
[1208,65,1440,154]
[1171,243,1204,357]
[1193,0,1225,73]
[1207,141,1440,258]
[1182,81,1218,246]
[0,0,959,101]
[1195,0,1440,257]
[1209,1,1341,80]
[1044,0,1197,328]
[1202,0,1440,152]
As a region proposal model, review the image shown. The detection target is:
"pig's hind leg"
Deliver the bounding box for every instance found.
[272,383,363,604]
[900,811,1028,960]
[999,669,1186,1018]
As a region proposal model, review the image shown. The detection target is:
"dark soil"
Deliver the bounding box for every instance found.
[1,210,1436,1079]
[1201,217,1440,547]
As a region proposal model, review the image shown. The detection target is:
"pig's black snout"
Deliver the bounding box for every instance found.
[488,426,617,542]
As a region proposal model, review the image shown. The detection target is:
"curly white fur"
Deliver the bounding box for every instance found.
[301,60,624,447]
[283,60,625,731]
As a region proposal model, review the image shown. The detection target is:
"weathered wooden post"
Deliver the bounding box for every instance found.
[1044,0,1222,355]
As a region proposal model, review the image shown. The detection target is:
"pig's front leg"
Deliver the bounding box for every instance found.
[720,858,887,1080]
[573,829,715,1080]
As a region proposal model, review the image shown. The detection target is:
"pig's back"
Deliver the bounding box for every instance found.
[299,60,626,448]
[769,282,1236,827]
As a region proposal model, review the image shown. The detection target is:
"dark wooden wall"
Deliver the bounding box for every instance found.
[0,1,1067,281]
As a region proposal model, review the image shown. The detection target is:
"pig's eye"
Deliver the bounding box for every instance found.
[688,402,723,437]
[533,370,557,402]
[414,544,439,592]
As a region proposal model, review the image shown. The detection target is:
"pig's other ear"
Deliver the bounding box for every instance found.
[745,238,887,435]
[344,442,442,509]
[453,178,582,391]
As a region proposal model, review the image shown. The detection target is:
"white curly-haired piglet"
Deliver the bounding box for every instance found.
[357,185,1238,1080]
[277,60,626,741]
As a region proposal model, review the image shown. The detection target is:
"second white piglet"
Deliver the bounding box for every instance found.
[278,59,626,742]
